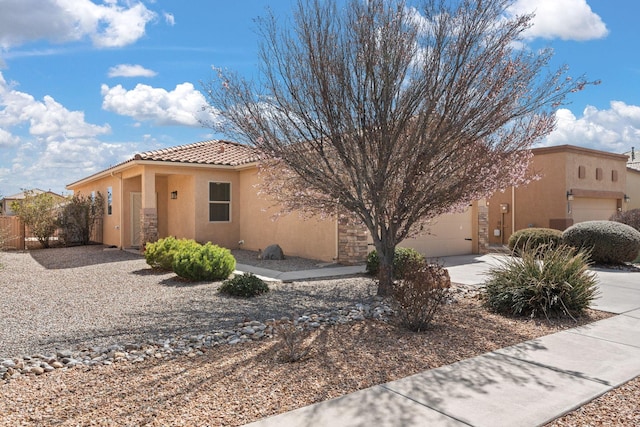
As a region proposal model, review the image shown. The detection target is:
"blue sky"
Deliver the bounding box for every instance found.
[0,0,638,197]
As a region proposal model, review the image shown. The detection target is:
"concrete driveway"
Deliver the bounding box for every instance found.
[440,253,640,315]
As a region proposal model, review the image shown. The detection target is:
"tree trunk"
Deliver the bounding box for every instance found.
[376,241,396,297]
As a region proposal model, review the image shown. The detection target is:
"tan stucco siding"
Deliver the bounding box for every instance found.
[192,169,240,249]
[238,168,337,262]
[68,174,123,247]
[626,168,640,210]
[165,174,196,239]
[487,147,628,245]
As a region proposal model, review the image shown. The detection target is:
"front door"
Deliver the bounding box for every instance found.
[131,192,142,248]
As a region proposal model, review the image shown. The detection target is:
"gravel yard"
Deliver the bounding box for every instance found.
[0,245,637,426]
[0,246,375,359]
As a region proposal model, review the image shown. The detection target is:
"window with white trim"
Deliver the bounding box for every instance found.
[209,182,231,222]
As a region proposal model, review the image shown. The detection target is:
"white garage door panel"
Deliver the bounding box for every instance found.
[572,198,618,224]
[400,209,473,257]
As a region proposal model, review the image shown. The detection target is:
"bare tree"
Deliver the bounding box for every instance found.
[203,0,592,296]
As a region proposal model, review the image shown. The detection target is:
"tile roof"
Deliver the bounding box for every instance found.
[133,139,261,166]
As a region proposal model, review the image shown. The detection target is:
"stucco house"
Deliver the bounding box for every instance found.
[486,144,633,245]
[67,139,484,263]
[0,189,66,216]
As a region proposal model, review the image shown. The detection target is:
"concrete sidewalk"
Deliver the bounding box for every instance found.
[242,255,640,427]
[235,263,366,282]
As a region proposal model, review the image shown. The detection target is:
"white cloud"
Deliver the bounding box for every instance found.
[0,73,111,142]
[0,71,132,195]
[509,0,608,41]
[0,128,20,147]
[540,101,640,153]
[101,82,220,126]
[0,0,156,49]
[108,64,158,78]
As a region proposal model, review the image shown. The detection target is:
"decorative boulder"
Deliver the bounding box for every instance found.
[262,244,285,260]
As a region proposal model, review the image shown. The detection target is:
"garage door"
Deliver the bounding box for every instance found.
[400,207,473,257]
[572,198,618,224]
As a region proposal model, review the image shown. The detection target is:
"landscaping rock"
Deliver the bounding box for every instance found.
[262,244,285,260]
[1,298,395,382]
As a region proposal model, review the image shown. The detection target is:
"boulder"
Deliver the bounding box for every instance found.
[262,244,285,260]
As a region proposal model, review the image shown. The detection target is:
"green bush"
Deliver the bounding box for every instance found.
[172,241,236,281]
[220,273,269,297]
[562,220,640,265]
[484,244,599,319]
[392,258,451,331]
[610,209,640,232]
[508,228,563,254]
[366,247,424,278]
[145,236,186,270]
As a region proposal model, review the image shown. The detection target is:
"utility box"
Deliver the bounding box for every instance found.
[500,203,509,213]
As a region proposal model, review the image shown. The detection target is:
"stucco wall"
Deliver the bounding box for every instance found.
[626,168,640,211]
[487,146,628,245]
[238,168,337,262]
[69,174,123,247]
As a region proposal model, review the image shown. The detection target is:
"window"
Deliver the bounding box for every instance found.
[578,165,586,179]
[209,182,231,222]
[107,187,113,215]
[612,170,618,182]
[596,167,603,181]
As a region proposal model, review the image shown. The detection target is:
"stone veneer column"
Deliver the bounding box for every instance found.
[140,208,158,251]
[477,205,489,254]
[337,218,370,265]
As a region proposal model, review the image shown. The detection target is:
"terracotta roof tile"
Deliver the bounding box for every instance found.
[134,140,261,166]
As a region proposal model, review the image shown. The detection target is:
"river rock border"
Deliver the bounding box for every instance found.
[1,298,395,382]
[1,285,480,382]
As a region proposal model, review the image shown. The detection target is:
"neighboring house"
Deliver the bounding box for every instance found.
[0,189,66,216]
[67,139,483,263]
[626,147,640,172]
[486,145,631,245]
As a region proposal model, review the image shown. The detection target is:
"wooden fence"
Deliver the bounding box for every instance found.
[0,215,25,250]
[0,216,103,250]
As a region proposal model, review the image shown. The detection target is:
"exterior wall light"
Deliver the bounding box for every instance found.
[171,191,178,200]
[624,194,630,203]
[566,190,574,201]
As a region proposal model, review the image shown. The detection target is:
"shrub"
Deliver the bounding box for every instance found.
[172,241,236,281]
[11,190,59,248]
[483,244,599,319]
[366,247,424,278]
[57,192,104,246]
[562,220,640,264]
[392,257,451,331]
[508,228,563,254]
[272,318,312,363]
[610,209,640,232]
[145,236,185,270]
[220,272,269,297]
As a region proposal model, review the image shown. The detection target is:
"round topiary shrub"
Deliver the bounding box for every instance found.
[220,273,269,297]
[144,236,187,270]
[508,228,563,254]
[172,241,236,281]
[562,220,640,265]
[366,247,424,278]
